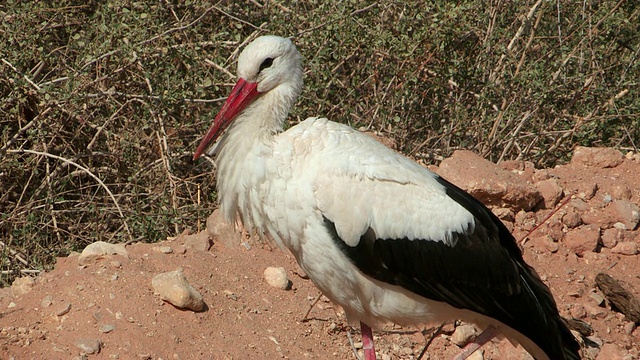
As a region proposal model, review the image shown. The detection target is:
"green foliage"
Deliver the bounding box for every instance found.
[1,0,638,285]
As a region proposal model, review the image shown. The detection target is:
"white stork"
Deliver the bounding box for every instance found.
[193,35,581,360]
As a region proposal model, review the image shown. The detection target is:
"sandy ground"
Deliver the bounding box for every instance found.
[1,147,639,360]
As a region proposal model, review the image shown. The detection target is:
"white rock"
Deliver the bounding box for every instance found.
[75,338,101,354]
[11,276,35,297]
[151,269,204,311]
[451,324,477,347]
[78,241,128,265]
[263,267,292,290]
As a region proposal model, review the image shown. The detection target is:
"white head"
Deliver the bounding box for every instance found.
[193,36,304,160]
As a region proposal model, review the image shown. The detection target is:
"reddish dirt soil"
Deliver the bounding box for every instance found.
[2,147,639,360]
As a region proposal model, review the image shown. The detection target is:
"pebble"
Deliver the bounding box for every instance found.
[75,338,101,354]
[596,343,627,360]
[564,225,600,256]
[99,324,116,333]
[182,232,212,252]
[623,321,636,335]
[263,267,292,290]
[451,324,477,347]
[41,295,53,308]
[152,246,173,254]
[589,291,605,306]
[610,241,639,255]
[11,276,35,297]
[55,302,72,316]
[78,241,128,265]
[601,228,623,248]
[151,269,205,311]
[468,350,484,360]
[570,304,587,319]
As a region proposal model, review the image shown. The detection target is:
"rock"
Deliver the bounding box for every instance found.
[151,269,205,311]
[467,350,484,360]
[564,225,600,256]
[610,200,640,230]
[75,338,101,355]
[263,267,292,290]
[562,208,583,229]
[570,304,587,319]
[610,241,639,255]
[601,228,623,249]
[623,322,636,335]
[11,276,35,297]
[152,246,173,254]
[41,295,53,308]
[436,150,541,211]
[546,220,565,242]
[596,343,627,360]
[589,291,605,307]
[451,324,477,347]
[182,232,212,252]
[536,178,564,209]
[78,241,128,266]
[55,302,72,316]
[609,184,632,201]
[572,146,624,168]
[99,324,116,333]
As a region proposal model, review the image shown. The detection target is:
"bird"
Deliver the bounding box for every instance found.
[193,35,581,360]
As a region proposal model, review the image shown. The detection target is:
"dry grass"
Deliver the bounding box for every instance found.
[1,0,638,285]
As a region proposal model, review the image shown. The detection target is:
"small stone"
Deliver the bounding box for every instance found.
[110,260,122,268]
[41,295,53,308]
[99,324,116,333]
[589,291,605,306]
[596,343,627,360]
[536,178,564,209]
[182,232,212,252]
[610,241,639,255]
[263,267,292,290]
[151,269,205,311]
[8,302,17,308]
[564,225,600,256]
[570,304,587,319]
[11,276,35,297]
[623,322,636,335]
[78,241,128,266]
[611,200,640,230]
[451,324,477,347]
[75,338,101,355]
[562,207,583,229]
[55,302,72,316]
[571,146,623,168]
[601,228,623,249]
[467,350,484,360]
[152,246,173,254]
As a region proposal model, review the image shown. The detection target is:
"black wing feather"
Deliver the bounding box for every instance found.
[324,175,580,360]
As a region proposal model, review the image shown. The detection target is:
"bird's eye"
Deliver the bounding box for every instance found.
[259,58,274,72]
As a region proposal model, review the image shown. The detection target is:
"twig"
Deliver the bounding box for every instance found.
[293,2,378,38]
[82,5,218,70]
[519,195,572,245]
[0,107,52,157]
[6,149,133,241]
[2,58,42,91]
[416,322,445,360]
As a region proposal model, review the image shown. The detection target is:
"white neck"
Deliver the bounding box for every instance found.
[214,78,301,233]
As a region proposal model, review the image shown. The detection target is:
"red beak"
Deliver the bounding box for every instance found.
[193,78,260,160]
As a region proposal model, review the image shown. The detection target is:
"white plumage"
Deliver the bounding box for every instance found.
[193,35,581,360]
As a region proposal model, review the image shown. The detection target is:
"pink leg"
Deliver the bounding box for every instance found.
[452,325,498,360]
[360,321,377,360]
